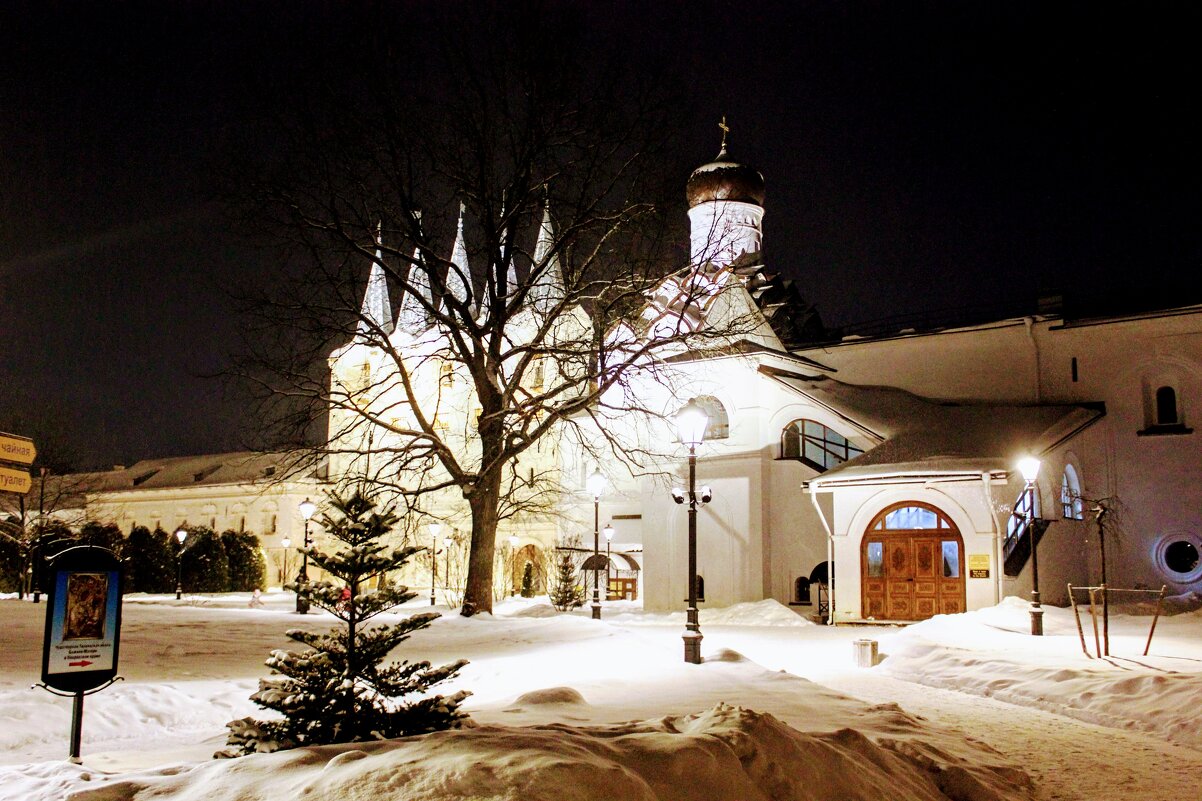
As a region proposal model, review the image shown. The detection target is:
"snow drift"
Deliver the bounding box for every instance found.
[878,596,1202,746]
[48,703,1031,801]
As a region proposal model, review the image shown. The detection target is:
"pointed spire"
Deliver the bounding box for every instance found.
[529,197,564,314]
[447,201,470,307]
[477,200,518,324]
[504,243,519,301]
[396,211,432,332]
[500,206,518,300]
[357,222,394,337]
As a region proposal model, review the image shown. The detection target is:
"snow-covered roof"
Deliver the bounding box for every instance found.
[54,451,318,495]
[662,339,833,372]
[761,366,1105,483]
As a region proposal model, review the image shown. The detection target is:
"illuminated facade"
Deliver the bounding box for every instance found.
[49,137,1202,620]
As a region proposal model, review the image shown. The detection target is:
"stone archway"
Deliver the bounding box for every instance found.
[514,543,544,595]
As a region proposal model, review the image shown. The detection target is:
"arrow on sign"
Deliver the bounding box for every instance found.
[68,660,94,667]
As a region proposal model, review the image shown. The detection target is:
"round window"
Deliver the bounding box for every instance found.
[1156,534,1202,583]
[1165,540,1200,575]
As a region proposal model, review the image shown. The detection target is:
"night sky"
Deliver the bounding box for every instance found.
[2,1,1200,469]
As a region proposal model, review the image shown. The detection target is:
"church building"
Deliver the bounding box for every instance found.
[554,135,1202,622]
[42,131,1202,623]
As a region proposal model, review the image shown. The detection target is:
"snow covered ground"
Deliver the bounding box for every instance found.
[0,591,1197,800]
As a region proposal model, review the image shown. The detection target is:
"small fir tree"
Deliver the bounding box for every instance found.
[147,526,178,592]
[221,530,267,591]
[79,522,125,552]
[548,549,584,611]
[0,532,20,592]
[519,561,535,598]
[126,525,174,593]
[180,528,230,593]
[221,490,470,756]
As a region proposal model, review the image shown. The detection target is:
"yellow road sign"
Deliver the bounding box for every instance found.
[0,464,32,494]
[0,432,36,466]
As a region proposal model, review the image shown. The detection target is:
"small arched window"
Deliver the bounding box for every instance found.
[872,505,953,530]
[794,577,811,605]
[696,574,705,602]
[691,396,729,440]
[1061,465,1084,520]
[781,419,864,471]
[1156,386,1179,426]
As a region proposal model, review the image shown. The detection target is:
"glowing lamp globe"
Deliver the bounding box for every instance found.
[675,400,709,448]
[175,528,187,544]
[429,521,443,537]
[603,524,615,542]
[298,498,317,521]
[1017,457,1041,483]
[586,469,606,499]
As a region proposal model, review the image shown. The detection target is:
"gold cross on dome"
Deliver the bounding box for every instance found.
[718,116,730,150]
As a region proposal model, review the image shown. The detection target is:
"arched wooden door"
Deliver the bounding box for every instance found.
[861,502,965,621]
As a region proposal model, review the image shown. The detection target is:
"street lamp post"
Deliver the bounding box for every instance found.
[675,400,710,664]
[296,498,317,614]
[508,534,519,596]
[1018,457,1043,636]
[443,535,454,605]
[603,523,614,601]
[279,536,291,587]
[428,522,442,606]
[32,466,48,603]
[586,469,606,620]
[174,528,188,600]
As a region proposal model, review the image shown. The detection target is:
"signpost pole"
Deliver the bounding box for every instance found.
[69,692,84,763]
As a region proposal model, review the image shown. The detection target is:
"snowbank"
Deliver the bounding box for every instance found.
[877,597,1202,746]
[606,598,813,627]
[10,704,1030,801]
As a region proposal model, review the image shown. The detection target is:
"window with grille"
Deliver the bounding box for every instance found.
[870,505,953,530]
[1061,465,1084,520]
[781,419,863,471]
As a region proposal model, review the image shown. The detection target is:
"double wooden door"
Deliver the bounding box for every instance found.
[862,532,965,621]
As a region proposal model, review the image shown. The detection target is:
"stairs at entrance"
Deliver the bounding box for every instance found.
[1003,518,1052,577]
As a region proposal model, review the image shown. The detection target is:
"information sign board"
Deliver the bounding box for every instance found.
[968,553,991,579]
[0,431,36,465]
[41,546,123,693]
[0,465,32,494]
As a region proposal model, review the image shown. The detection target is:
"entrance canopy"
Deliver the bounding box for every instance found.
[580,553,640,572]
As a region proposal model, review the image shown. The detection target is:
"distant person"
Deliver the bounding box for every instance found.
[248,588,265,608]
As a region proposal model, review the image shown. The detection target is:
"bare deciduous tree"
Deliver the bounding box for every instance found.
[232,9,762,615]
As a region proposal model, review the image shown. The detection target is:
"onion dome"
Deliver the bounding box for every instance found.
[686,147,766,208]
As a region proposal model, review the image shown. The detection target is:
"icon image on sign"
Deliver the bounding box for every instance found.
[63,573,109,641]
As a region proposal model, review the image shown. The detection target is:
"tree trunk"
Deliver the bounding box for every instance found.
[461,468,503,616]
